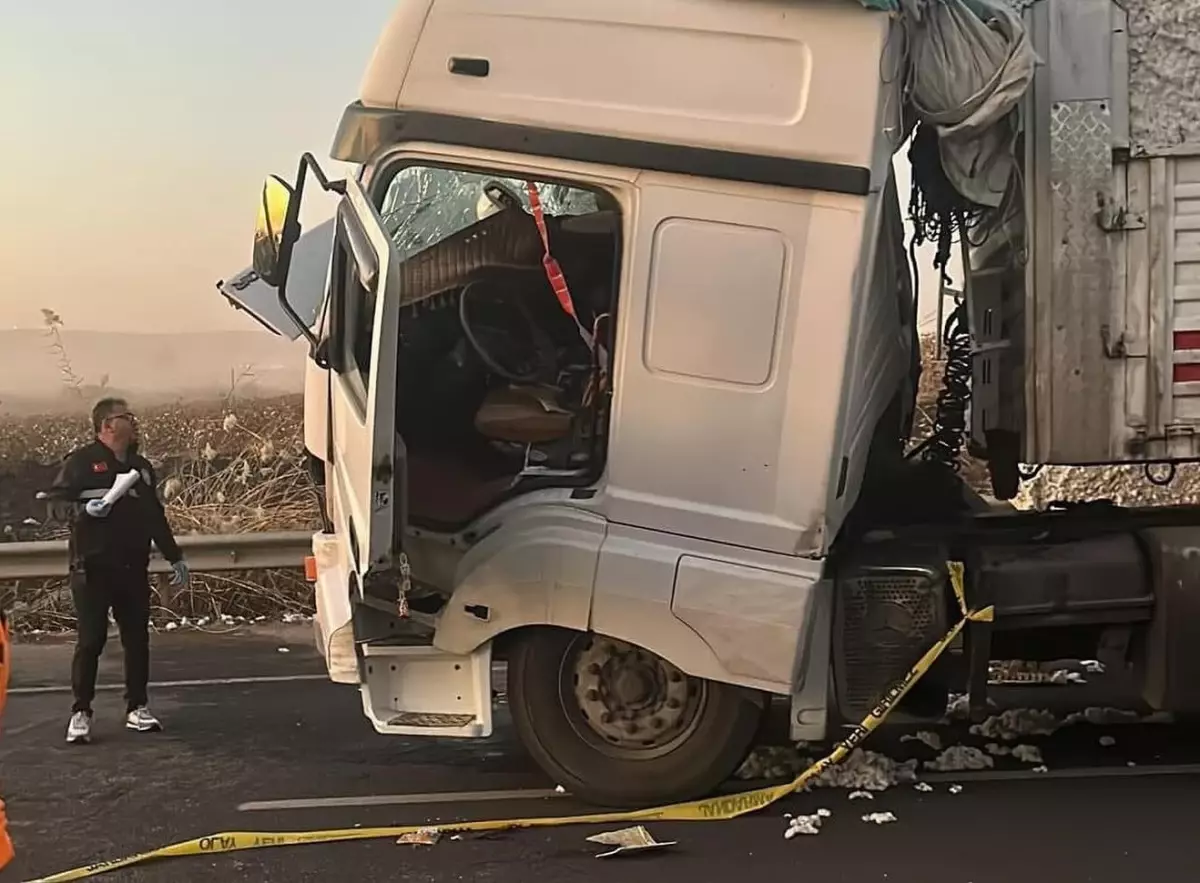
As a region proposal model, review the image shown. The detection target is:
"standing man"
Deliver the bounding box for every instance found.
[46,397,189,744]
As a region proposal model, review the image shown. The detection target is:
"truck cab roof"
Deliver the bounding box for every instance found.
[333,0,900,185]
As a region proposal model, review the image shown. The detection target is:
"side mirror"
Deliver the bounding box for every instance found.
[253,175,295,288]
[246,153,346,361]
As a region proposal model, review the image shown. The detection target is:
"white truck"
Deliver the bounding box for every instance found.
[220,0,1200,807]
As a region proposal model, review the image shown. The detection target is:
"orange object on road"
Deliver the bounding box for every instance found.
[0,609,13,870]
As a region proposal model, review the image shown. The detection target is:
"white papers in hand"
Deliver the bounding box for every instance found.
[103,470,141,507]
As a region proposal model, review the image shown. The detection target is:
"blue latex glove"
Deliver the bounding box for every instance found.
[84,499,112,519]
[169,560,190,587]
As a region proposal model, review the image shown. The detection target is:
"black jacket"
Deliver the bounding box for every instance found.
[45,440,182,569]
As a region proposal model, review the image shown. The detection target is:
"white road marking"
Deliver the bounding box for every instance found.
[9,673,328,695]
[922,762,1200,783]
[237,788,568,812]
[241,762,1200,814]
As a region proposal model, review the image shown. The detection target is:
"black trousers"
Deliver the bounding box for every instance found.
[70,560,152,714]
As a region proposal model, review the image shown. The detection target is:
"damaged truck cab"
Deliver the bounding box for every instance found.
[236,0,909,806]
[221,0,1200,807]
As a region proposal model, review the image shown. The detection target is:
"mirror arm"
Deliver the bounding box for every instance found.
[298,152,345,196]
[271,152,345,361]
[275,285,323,356]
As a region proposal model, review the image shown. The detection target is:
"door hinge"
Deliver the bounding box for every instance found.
[1096,195,1146,232]
[1101,325,1128,358]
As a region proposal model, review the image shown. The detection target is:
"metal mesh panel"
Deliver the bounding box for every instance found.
[834,570,945,719]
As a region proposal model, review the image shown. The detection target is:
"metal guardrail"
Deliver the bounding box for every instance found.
[0,531,313,580]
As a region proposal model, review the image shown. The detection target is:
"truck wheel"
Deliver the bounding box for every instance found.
[508,628,763,808]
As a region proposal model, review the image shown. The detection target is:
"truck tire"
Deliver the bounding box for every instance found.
[508,627,763,808]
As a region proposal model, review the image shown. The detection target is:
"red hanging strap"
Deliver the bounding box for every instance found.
[526,181,594,351]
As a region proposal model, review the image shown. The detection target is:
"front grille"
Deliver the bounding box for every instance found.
[833,569,945,720]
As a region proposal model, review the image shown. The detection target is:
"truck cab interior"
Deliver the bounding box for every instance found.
[378,167,622,529]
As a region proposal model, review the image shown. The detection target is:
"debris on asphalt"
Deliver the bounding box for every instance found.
[924,746,994,772]
[1063,707,1141,727]
[555,785,567,794]
[396,828,441,846]
[1099,735,1117,747]
[783,809,831,839]
[948,784,964,795]
[970,708,1059,740]
[913,782,934,793]
[849,790,874,800]
[1012,744,1044,765]
[587,826,677,858]
[803,749,920,792]
[945,693,971,720]
[734,745,808,780]
[861,812,897,825]
[1142,711,1175,724]
[987,660,1085,685]
[739,746,919,791]
[784,817,820,839]
[900,730,943,751]
[1031,765,1049,773]
[277,647,290,653]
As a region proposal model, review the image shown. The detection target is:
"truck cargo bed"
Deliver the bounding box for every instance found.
[969,0,1200,465]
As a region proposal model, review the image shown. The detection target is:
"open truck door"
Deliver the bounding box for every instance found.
[248,157,407,623]
[248,157,492,739]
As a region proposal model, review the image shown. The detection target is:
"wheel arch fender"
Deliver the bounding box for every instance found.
[432,507,605,656]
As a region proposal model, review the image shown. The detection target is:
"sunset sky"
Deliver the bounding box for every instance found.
[0,0,395,333]
[1,1,948,335]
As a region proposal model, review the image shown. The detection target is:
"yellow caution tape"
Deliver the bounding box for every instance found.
[27,562,994,883]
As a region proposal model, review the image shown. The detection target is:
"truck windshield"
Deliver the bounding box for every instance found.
[379,166,599,263]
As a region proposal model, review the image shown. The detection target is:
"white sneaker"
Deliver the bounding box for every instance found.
[66,711,92,744]
[125,706,162,733]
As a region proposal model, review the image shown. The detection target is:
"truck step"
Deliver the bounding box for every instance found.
[385,712,477,728]
[359,643,493,738]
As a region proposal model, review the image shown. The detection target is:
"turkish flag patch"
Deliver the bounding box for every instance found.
[91,461,108,474]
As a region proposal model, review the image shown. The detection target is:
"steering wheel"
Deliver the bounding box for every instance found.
[458,280,554,385]
[483,180,525,213]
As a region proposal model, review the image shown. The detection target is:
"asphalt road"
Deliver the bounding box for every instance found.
[4,626,1200,883]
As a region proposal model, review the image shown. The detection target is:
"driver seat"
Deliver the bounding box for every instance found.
[473,385,574,444]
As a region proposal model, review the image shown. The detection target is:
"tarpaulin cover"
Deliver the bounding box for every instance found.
[900,0,1037,207]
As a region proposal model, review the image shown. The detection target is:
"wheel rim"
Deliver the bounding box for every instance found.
[557,633,707,759]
